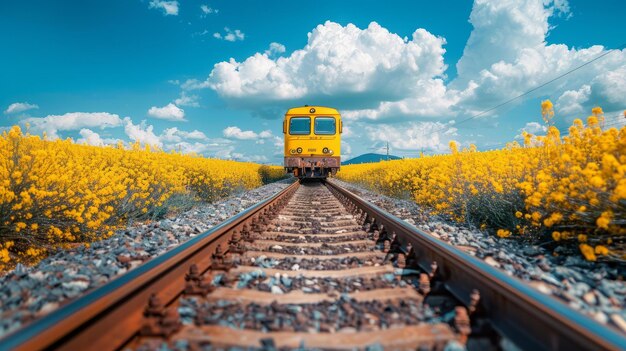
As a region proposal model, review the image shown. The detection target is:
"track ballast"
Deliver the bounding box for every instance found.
[3,179,625,351]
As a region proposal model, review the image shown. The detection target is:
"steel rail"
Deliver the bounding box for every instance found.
[326,179,626,351]
[1,181,299,351]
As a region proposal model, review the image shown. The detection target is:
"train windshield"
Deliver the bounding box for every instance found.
[314,117,336,135]
[289,117,311,135]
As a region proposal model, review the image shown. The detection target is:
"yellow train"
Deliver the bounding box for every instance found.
[283,105,341,178]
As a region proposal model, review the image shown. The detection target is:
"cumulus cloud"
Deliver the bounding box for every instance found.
[192,1,625,124]
[258,130,273,138]
[516,122,547,138]
[124,118,162,147]
[589,66,626,109]
[5,102,39,114]
[187,21,448,112]
[213,27,245,42]
[556,85,590,116]
[177,0,625,157]
[451,0,625,112]
[160,127,208,143]
[223,126,273,140]
[149,0,179,16]
[338,0,625,123]
[24,112,123,139]
[76,129,122,146]
[264,42,286,57]
[366,121,458,154]
[77,129,104,146]
[134,124,233,155]
[147,103,186,121]
[174,92,200,107]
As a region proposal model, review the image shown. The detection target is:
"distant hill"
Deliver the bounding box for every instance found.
[342,153,401,165]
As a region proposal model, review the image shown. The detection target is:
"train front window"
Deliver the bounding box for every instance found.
[314,117,336,135]
[289,117,311,135]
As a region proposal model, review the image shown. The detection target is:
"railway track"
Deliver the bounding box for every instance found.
[2,180,625,350]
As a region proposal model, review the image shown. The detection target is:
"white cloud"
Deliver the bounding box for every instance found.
[135,124,233,155]
[123,118,162,147]
[272,136,283,148]
[590,66,626,108]
[341,125,354,138]
[264,42,286,57]
[556,85,590,116]
[180,0,626,154]
[149,0,179,16]
[222,126,273,140]
[77,129,104,146]
[223,126,256,140]
[215,146,236,159]
[73,124,222,154]
[366,121,458,153]
[123,119,226,151]
[451,0,625,112]
[5,102,39,114]
[335,0,625,122]
[160,127,208,143]
[188,21,448,113]
[200,4,218,15]
[213,27,245,42]
[516,122,547,138]
[341,78,467,121]
[147,103,185,121]
[340,141,352,161]
[174,92,200,107]
[196,0,624,123]
[76,129,121,146]
[24,112,123,139]
[259,130,273,138]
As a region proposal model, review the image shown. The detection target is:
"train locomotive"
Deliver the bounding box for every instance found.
[283,106,342,179]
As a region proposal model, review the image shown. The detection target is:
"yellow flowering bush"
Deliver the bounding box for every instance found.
[338,103,625,261]
[0,126,285,269]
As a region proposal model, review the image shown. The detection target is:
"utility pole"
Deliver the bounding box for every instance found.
[386,141,389,160]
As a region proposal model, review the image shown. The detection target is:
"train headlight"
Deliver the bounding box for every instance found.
[296,147,303,154]
[322,147,329,154]
[329,149,334,155]
[290,149,296,154]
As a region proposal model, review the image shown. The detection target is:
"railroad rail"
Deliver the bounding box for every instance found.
[2,180,625,350]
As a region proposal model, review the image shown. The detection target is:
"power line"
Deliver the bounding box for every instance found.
[478,112,626,152]
[431,42,626,136]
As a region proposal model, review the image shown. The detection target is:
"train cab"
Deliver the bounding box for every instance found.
[283,106,341,178]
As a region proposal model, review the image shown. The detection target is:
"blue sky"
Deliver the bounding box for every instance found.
[1,0,625,163]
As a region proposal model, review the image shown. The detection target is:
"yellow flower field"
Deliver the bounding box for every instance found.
[338,103,625,261]
[0,126,285,269]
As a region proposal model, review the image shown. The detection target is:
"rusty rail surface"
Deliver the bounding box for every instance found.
[1,181,300,351]
[326,179,626,351]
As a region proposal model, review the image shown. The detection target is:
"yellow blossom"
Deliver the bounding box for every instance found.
[337,103,624,261]
[579,244,596,261]
[594,245,609,256]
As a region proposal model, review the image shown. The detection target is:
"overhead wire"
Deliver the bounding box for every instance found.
[477,112,626,152]
[428,41,626,138]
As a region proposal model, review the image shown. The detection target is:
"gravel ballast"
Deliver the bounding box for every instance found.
[330,178,626,334]
[0,178,295,338]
